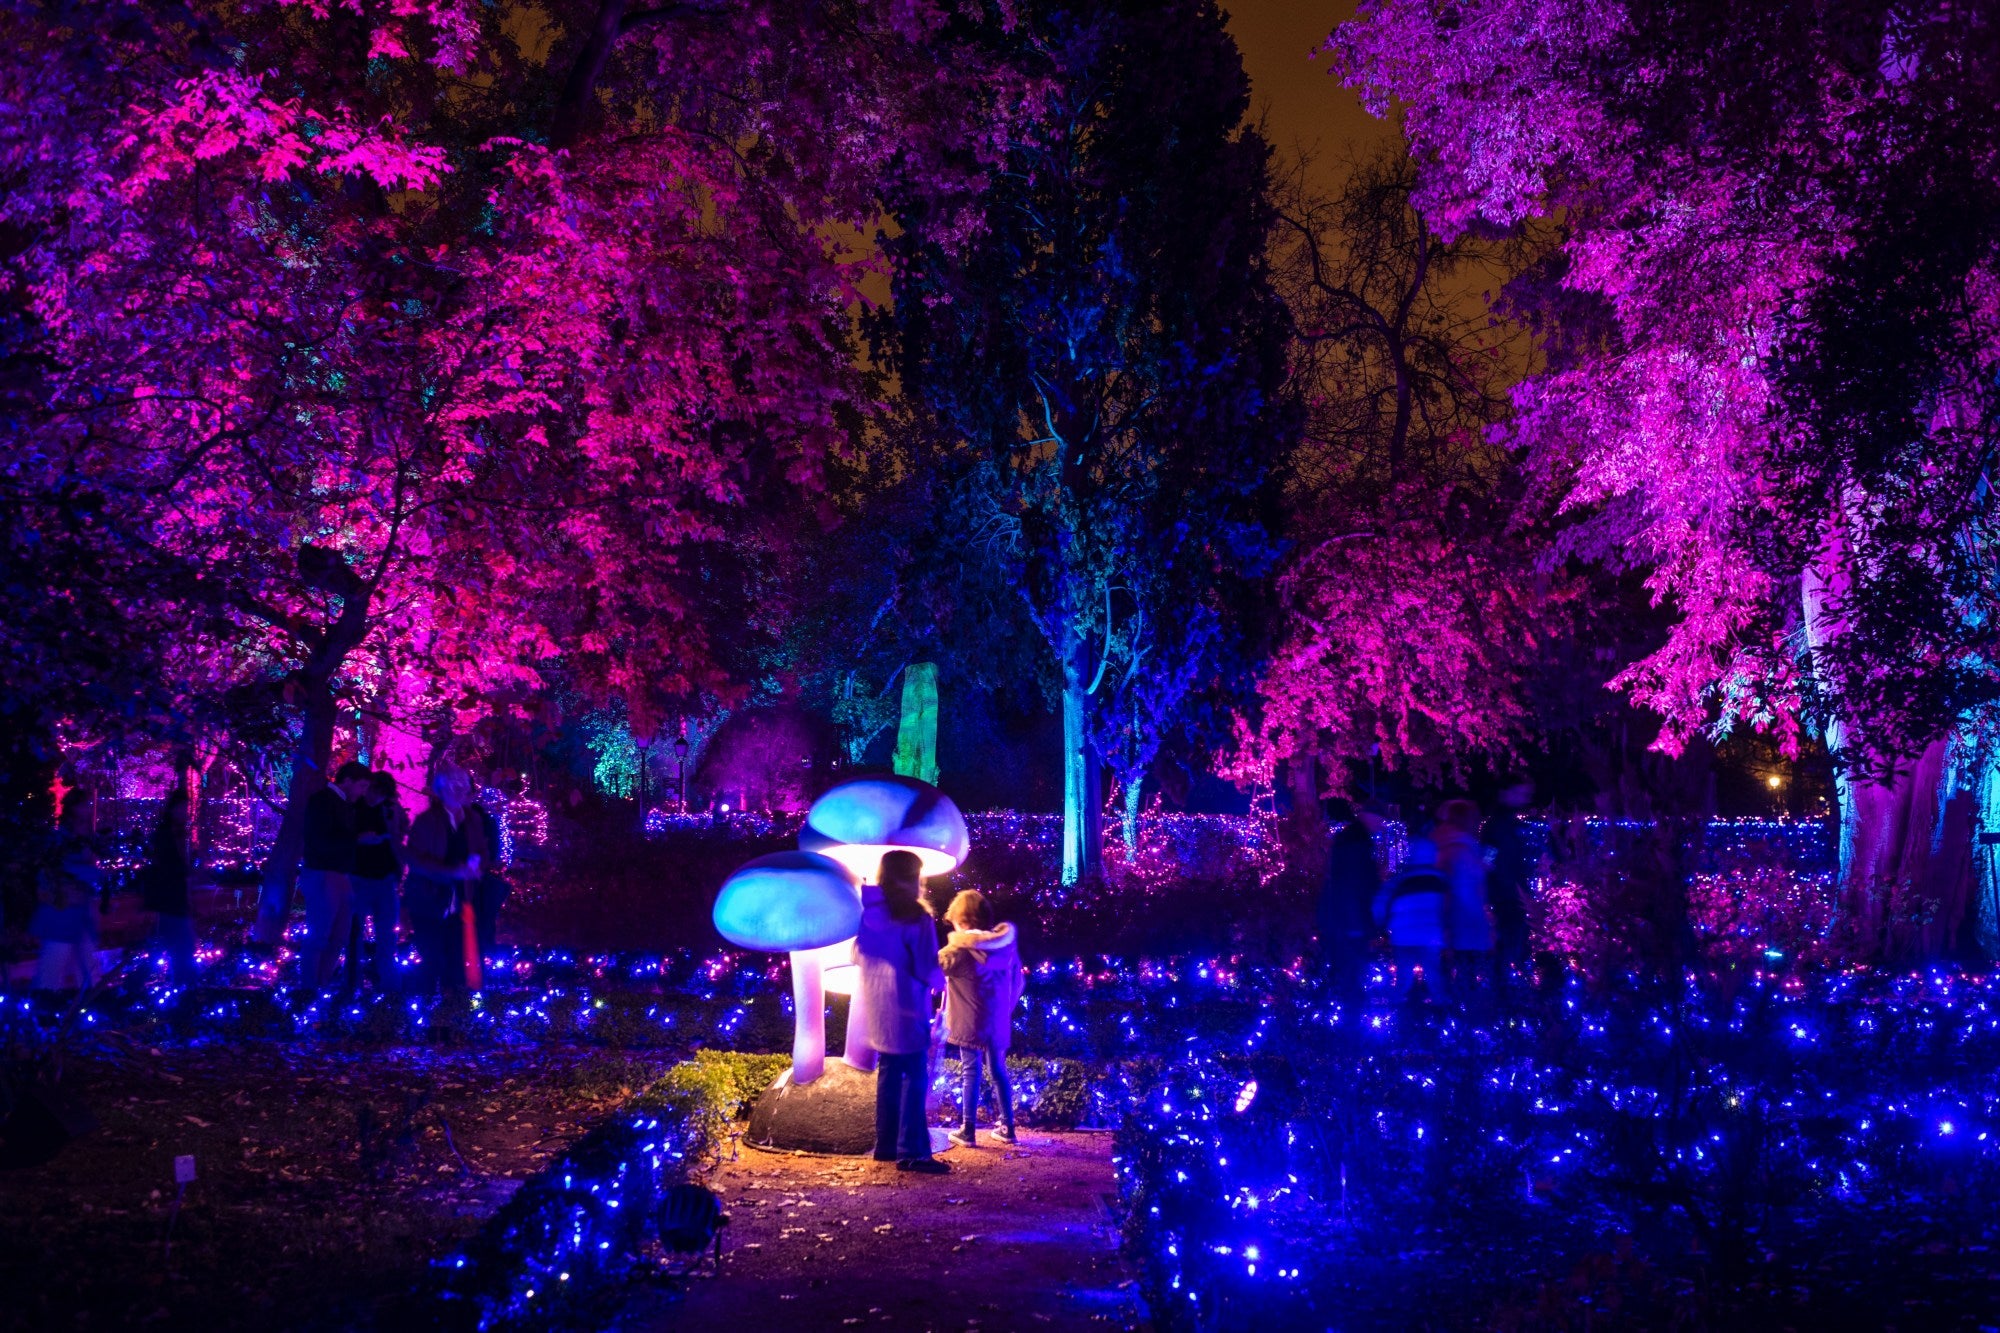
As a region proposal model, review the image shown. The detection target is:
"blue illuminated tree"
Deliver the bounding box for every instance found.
[873,0,1290,879]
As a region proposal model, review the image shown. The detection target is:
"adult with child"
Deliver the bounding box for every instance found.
[940,888,1025,1148]
[1434,798,1495,996]
[348,771,408,989]
[139,787,197,988]
[299,760,370,987]
[854,849,948,1173]
[403,765,488,992]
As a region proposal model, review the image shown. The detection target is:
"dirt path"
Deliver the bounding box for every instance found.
[622,1130,1144,1332]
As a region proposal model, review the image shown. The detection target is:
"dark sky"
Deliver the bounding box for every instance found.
[1223,1,1400,181]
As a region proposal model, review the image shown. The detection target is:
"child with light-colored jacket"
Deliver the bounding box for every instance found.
[939,889,1025,1147]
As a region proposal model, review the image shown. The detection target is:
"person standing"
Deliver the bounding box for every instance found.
[939,889,1025,1148]
[348,772,407,989]
[140,789,197,988]
[1375,838,1449,1002]
[1318,798,1384,1006]
[300,761,368,987]
[471,793,509,963]
[1435,799,1495,997]
[1483,777,1536,992]
[855,849,947,1173]
[33,795,103,991]
[403,766,487,993]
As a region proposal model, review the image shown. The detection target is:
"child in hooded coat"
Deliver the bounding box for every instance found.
[939,889,1025,1147]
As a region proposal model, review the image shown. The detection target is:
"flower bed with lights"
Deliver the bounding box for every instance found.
[1117,966,2000,1329]
[430,1056,734,1332]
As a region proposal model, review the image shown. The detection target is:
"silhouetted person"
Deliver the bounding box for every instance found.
[404,766,487,992]
[1484,776,1536,993]
[141,789,197,987]
[300,761,369,987]
[1318,798,1383,1006]
[34,795,102,991]
[472,794,509,962]
[348,771,407,989]
[1436,798,1494,999]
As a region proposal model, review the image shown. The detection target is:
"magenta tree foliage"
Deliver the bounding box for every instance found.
[4,1,1004,917]
[1331,0,2000,954]
[1233,152,1556,809]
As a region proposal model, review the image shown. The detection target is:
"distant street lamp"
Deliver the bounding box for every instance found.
[674,735,690,813]
[634,731,653,829]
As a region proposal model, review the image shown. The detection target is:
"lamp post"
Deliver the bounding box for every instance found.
[674,735,690,813]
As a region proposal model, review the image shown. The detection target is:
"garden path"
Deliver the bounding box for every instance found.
[622,1130,1144,1332]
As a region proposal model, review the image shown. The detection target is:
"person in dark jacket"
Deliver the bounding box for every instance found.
[855,850,947,1173]
[299,760,369,987]
[348,772,407,989]
[471,795,509,963]
[403,765,488,992]
[1483,777,1536,994]
[141,789,197,987]
[34,794,103,990]
[1317,798,1384,1006]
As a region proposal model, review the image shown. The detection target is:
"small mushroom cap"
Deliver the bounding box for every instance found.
[802,775,970,878]
[713,851,862,952]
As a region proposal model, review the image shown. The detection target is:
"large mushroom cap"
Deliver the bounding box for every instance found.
[713,851,862,952]
[802,775,970,878]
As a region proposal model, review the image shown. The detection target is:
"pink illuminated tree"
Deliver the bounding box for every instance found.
[1331,0,2000,954]
[4,1,1006,928]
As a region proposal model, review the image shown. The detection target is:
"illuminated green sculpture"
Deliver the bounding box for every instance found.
[891,661,939,785]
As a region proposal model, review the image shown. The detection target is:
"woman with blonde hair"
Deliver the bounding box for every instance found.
[940,888,1025,1148]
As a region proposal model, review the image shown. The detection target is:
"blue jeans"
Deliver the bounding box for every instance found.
[959,1048,1014,1135]
[298,870,353,988]
[874,1051,932,1161]
[348,876,401,986]
[153,913,197,987]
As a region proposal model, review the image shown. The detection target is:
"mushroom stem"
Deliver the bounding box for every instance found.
[789,948,826,1085]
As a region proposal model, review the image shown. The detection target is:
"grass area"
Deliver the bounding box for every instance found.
[0,1031,682,1332]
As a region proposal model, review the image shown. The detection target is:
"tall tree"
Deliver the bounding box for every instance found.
[1332,0,2000,955]
[874,0,1291,880]
[1239,151,1549,814]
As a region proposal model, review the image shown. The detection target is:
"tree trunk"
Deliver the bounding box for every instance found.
[1121,776,1144,855]
[1061,657,1103,885]
[1804,536,1983,958]
[1278,753,1329,886]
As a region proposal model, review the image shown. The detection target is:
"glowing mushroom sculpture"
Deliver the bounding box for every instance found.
[712,850,862,1085]
[796,775,970,1073]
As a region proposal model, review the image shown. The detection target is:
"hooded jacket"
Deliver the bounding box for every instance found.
[939,922,1025,1054]
[853,884,946,1055]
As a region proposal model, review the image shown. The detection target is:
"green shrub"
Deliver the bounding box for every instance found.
[652,1049,790,1143]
